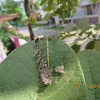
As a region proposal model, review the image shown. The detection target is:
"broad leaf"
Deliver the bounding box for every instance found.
[64,22,73,34]
[59,33,76,40]
[86,25,97,38]
[76,18,88,29]
[0,36,87,100]
[94,39,100,52]
[40,0,79,21]
[71,38,87,53]
[77,50,100,100]
[76,18,88,35]
[72,38,87,45]
[94,24,100,30]
[85,40,95,50]
[71,44,81,53]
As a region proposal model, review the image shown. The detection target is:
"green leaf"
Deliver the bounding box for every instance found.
[71,38,87,53]
[90,0,100,3]
[76,18,88,35]
[72,38,87,45]
[76,18,88,30]
[64,22,73,34]
[0,36,87,100]
[40,0,79,21]
[85,40,95,49]
[59,33,76,40]
[95,24,100,30]
[40,0,47,5]
[77,50,100,100]
[60,32,65,34]
[71,44,80,53]
[48,0,53,10]
[94,39,100,51]
[86,25,97,38]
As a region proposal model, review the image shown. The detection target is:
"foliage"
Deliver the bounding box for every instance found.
[71,44,80,53]
[23,0,40,25]
[7,29,24,39]
[76,18,89,35]
[32,0,40,10]
[84,39,100,52]
[85,40,94,49]
[0,28,15,54]
[0,36,87,100]
[59,33,76,40]
[1,0,24,26]
[12,8,24,26]
[72,38,87,46]
[59,18,100,53]
[90,0,100,3]
[59,18,88,40]
[64,22,73,34]
[71,38,87,53]
[3,21,11,26]
[40,0,79,21]
[0,22,24,54]
[94,39,100,51]
[77,50,100,100]
[23,15,37,24]
[1,0,18,9]
[2,22,24,38]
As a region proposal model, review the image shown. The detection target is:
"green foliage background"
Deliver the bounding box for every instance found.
[40,0,79,21]
[0,22,24,54]
[59,18,100,53]
[1,0,24,26]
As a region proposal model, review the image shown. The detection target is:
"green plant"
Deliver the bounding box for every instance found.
[40,0,79,21]
[1,0,24,26]
[22,15,37,25]
[0,22,24,54]
[73,24,100,53]
[32,0,40,10]
[90,0,100,3]
[59,18,100,53]
[77,50,100,100]
[7,29,24,39]
[0,28,15,54]
[3,21,11,26]
[64,22,74,33]
[0,36,87,99]
[76,18,89,35]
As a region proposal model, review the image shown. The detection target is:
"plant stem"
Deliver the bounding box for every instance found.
[24,0,34,40]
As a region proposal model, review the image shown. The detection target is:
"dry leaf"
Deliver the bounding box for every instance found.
[34,38,39,48]
[33,49,39,57]
[40,54,45,67]
[40,58,44,67]
[55,65,65,74]
[37,52,42,58]
[37,57,41,63]
[40,64,52,85]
